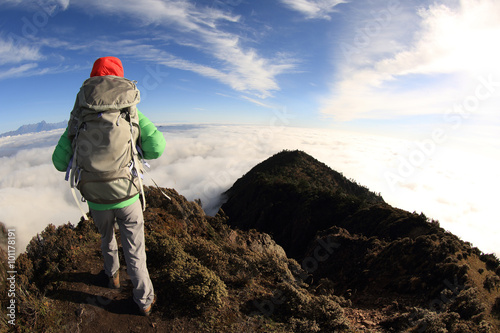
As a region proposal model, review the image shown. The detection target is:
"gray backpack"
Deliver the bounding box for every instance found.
[67,75,145,217]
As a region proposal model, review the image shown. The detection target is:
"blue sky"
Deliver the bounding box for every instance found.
[1,0,500,143]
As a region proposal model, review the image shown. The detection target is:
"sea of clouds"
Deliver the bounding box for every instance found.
[1,124,499,258]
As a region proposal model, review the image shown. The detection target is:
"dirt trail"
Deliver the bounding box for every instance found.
[46,244,172,332]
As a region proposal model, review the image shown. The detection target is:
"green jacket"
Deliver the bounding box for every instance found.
[52,109,166,211]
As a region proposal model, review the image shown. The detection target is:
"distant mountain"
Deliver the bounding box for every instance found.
[0,120,66,137]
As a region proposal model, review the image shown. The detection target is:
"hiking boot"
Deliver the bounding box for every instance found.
[108,271,120,289]
[140,296,156,316]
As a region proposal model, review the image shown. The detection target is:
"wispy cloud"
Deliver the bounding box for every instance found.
[0,32,81,80]
[279,0,347,20]
[0,60,82,80]
[1,0,297,96]
[321,0,500,121]
[0,0,68,14]
[66,0,297,98]
[0,63,38,80]
[240,95,275,108]
[85,37,295,98]
[0,35,42,65]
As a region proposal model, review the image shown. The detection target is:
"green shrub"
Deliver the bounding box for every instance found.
[167,259,228,311]
[146,231,185,266]
[146,232,228,312]
[483,275,500,292]
[492,297,500,318]
[449,288,486,320]
[20,222,93,290]
[479,253,500,271]
[274,281,350,332]
[287,317,321,332]
[183,237,230,276]
[15,290,66,333]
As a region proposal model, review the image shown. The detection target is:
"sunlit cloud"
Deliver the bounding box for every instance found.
[376,0,500,75]
[321,0,500,121]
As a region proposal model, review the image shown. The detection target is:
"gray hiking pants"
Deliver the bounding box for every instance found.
[90,199,155,311]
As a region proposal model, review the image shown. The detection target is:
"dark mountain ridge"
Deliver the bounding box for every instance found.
[2,150,499,332]
[222,150,500,330]
[222,150,438,259]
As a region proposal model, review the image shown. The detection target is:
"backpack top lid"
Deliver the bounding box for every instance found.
[78,76,140,111]
[90,56,124,78]
[77,57,139,112]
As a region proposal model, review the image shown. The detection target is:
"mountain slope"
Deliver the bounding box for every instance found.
[222,149,500,331]
[7,187,352,332]
[222,150,438,258]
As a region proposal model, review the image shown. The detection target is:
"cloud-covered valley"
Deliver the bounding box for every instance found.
[1,124,499,258]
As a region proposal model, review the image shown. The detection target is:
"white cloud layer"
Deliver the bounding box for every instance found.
[1,124,499,259]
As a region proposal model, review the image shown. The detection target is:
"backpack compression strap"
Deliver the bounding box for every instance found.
[68,143,89,220]
[137,146,171,201]
[129,123,146,211]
